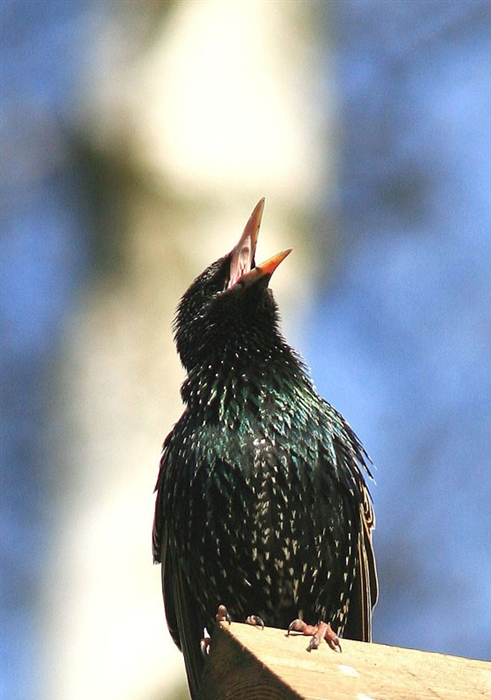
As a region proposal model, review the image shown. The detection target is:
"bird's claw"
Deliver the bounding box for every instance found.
[245,614,265,629]
[203,605,231,656]
[287,619,341,652]
[200,630,211,657]
[215,604,232,625]
[215,604,265,631]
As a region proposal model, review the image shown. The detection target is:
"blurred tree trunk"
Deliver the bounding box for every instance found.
[45,3,333,699]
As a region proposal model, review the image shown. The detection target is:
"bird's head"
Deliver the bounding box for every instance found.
[174,198,292,373]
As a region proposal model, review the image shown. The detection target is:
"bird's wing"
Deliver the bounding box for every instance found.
[153,427,205,700]
[152,430,171,564]
[343,483,378,641]
[153,432,179,647]
[162,543,205,700]
[326,410,378,641]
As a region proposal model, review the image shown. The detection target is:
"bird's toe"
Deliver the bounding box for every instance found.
[288,619,342,652]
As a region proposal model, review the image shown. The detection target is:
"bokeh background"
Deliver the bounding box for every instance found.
[2,1,490,699]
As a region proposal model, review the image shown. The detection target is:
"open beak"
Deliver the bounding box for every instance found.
[239,248,292,288]
[228,198,292,289]
[228,198,265,288]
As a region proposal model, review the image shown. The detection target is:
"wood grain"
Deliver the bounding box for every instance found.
[201,621,491,700]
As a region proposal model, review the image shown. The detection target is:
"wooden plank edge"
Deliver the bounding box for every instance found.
[201,621,491,700]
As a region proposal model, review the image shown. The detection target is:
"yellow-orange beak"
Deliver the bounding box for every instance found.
[239,248,292,288]
[228,198,292,289]
[228,198,265,289]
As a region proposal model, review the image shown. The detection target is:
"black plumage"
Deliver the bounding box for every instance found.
[153,199,377,699]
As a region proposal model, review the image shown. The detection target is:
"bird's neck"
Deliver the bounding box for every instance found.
[181,339,312,420]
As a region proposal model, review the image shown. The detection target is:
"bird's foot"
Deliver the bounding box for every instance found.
[287,619,342,652]
[200,629,211,656]
[245,614,265,629]
[215,605,264,630]
[216,604,232,625]
[201,605,231,656]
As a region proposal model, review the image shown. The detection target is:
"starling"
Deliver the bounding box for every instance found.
[153,199,377,699]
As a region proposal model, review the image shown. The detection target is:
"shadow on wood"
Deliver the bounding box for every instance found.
[201,621,491,700]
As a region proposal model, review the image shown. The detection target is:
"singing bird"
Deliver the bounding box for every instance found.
[153,199,377,699]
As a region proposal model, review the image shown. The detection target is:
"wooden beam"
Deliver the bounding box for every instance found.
[201,621,491,700]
